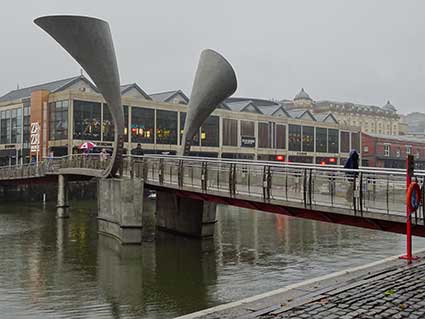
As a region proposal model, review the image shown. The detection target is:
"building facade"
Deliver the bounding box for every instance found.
[281,89,401,136]
[361,132,425,169]
[0,76,361,166]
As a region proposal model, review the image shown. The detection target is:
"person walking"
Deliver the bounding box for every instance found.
[344,149,359,204]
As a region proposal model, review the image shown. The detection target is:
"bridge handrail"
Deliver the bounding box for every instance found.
[131,154,425,177]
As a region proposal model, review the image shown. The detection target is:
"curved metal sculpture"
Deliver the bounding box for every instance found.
[180,49,237,155]
[34,15,124,177]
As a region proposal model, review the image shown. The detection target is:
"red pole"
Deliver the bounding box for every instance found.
[406,176,412,264]
[405,155,413,264]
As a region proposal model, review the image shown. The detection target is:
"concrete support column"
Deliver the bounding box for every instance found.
[97,178,144,244]
[57,174,69,218]
[156,190,217,238]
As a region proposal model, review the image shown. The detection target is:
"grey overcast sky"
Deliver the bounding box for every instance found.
[0,1,424,114]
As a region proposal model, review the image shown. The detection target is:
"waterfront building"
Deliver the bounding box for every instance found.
[0,75,360,165]
[281,88,402,136]
[361,132,425,169]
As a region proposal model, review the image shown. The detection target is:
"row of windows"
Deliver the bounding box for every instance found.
[47,100,361,152]
[0,108,22,144]
[382,144,423,158]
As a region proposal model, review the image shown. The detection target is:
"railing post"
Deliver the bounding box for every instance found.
[303,168,307,208]
[201,161,208,192]
[359,172,363,216]
[178,159,184,188]
[229,163,236,196]
[308,169,313,207]
[159,158,164,185]
[262,165,271,201]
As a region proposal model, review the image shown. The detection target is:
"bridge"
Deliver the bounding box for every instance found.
[0,154,424,240]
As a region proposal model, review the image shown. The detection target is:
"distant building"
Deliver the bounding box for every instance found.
[403,112,425,136]
[281,88,402,136]
[361,132,425,169]
[0,75,360,165]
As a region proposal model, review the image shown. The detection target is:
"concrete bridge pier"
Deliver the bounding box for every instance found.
[156,191,217,238]
[97,178,144,244]
[57,174,69,218]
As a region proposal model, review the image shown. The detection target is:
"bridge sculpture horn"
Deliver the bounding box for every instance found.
[34,15,124,177]
[180,49,237,156]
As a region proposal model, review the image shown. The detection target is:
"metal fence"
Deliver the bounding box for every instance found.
[140,154,425,222]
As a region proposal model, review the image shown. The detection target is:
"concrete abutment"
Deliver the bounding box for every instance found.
[97,178,145,244]
[156,190,217,238]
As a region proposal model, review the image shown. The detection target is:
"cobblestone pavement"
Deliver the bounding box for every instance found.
[262,261,425,319]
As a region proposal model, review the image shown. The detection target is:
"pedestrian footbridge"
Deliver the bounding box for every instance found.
[0,154,423,237]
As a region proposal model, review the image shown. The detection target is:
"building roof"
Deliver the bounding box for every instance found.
[382,100,397,112]
[294,88,312,101]
[364,132,425,144]
[0,75,97,103]
[315,113,338,123]
[226,100,263,114]
[120,83,151,100]
[226,97,280,107]
[256,105,291,117]
[149,89,189,104]
[287,109,317,121]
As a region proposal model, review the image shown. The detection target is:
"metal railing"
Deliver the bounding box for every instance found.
[138,155,425,223]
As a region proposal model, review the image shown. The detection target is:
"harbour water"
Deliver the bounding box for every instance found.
[0,200,423,318]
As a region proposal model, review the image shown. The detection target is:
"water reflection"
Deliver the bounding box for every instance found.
[0,200,424,318]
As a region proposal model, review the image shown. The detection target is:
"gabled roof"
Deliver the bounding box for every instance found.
[287,109,317,121]
[149,89,189,104]
[226,100,263,114]
[0,75,97,103]
[120,83,151,100]
[218,102,231,110]
[256,105,291,117]
[315,113,338,123]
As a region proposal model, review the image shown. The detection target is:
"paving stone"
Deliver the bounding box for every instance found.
[264,262,425,319]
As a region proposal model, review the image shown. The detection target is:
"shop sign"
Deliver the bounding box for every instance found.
[30,122,40,152]
[241,136,255,148]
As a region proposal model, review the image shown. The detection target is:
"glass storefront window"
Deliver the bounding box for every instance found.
[222,119,237,146]
[201,116,219,147]
[156,110,177,145]
[131,107,154,143]
[73,100,101,140]
[302,126,314,152]
[276,124,286,149]
[316,127,327,153]
[180,112,199,146]
[10,109,17,143]
[241,120,255,148]
[288,124,301,151]
[1,110,9,144]
[123,105,129,138]
[340,131,350,153]
[102,104,114,141]
[351,132,360,152]
[49,100,68,140]
[258,122,271,148]
[328,129,339,153]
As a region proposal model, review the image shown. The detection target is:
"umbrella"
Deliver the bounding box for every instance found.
[78,142,96,150]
